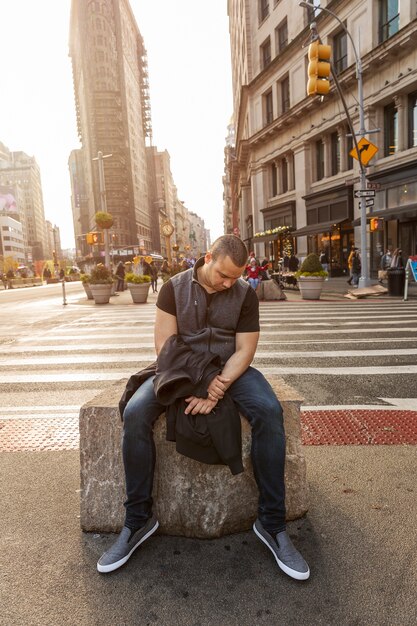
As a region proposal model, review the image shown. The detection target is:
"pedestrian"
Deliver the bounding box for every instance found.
[288,253,299,273]
[6,268,14,289]
[319,249,329,273]
[149,261,159,293]
[115,261,125,291]
[140,257,152,276]
[347,245,357,284]
[390,248,404,268]
[378,249,392,283]
[351,249,361,287]
[59,268,65,280]
[259,258,271,281]
[0,272,7,289]
[97,234,309,581]
[245,257,262,290]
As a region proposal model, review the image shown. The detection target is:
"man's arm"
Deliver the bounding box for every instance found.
[154,307,178,355]
[209,331,259,397]
[187,331,259,411]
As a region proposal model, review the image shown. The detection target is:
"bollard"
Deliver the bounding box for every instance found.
[61,279,67,306]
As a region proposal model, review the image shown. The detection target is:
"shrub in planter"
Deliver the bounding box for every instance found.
[125,272,151,303]
[295,253,328,300]
[89,265,113,304]
[125,272,151,284]
[94,211,114,230]
[295,253,328,278]
[80,273,93,299]
[90,265,113,285]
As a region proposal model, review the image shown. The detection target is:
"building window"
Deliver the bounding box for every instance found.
[280,75,290,114]
[261,37,272,69]
[384,103,398,156]
[379,0,399,43]
[347,134,353,169]
[306,0,321,22]
[331,132,340,175]
[259,0,269,24]
[281,159,288,193]
[316,140,324,181]
[271,162,278,197]
[263,90,274,125]
[333,30,348,75]
[275,19,288,55]
[408,91,417,149]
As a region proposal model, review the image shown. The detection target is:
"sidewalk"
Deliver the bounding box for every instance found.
[1,445,416,625]
[77,277,416,308]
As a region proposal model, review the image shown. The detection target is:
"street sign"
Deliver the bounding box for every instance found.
[367,182,381,190]
[354,189,375,198]
[349,138,379,166]
[359,199,375,208]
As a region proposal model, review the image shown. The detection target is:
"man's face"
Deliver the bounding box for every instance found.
[203,253,245,291]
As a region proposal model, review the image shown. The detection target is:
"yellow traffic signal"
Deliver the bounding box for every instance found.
[370,218,383,232]
[307,40,331,96]
[86,231,103,245]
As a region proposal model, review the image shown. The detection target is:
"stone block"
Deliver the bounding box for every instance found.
[257,280,286,301]
[79,376,308,538]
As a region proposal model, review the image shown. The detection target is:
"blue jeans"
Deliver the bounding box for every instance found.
[122,367,287,533]
[248,277,260,290]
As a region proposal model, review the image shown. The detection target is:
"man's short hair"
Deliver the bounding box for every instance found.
[210,235,248,267]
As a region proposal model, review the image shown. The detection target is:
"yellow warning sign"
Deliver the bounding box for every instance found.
[349,138,379,166]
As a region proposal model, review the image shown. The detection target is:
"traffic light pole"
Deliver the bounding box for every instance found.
[300,1,372,287]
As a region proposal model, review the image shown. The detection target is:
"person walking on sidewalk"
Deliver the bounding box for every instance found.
[149,261,159,293]
[347,246,358,284]
[115,261,125,292]
[351,249,361,287]
[97,234,310,581]
[378,249,392,283]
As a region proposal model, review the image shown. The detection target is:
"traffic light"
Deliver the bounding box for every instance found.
[307,40,331,96]
[86,232,103,245]
[370,218,383,232]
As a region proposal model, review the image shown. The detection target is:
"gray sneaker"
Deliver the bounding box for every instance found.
[97,516,159,573]
[253,519,310,581]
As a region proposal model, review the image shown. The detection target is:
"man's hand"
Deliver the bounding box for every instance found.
[184,395,218,415]
[207,374,231,401]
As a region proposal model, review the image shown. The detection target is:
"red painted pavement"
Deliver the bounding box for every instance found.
[1,409,417,451]
[301,409,417,445]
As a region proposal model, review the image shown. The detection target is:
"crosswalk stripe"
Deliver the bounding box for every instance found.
[1,365,417,384]
[16,326,417,343]
[2,347,417,367]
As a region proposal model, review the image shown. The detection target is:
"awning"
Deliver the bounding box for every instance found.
[352,204,417,226]
[292,219,347,237]
[252,230,293,243]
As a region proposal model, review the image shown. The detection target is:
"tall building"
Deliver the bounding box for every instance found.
[68,149,93,258]
[228,0,417,276]
[69,0,154,253]
[0,214,25,267]
[0,147,48,262]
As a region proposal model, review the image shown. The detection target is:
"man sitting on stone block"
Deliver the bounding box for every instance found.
[97,235,310,581]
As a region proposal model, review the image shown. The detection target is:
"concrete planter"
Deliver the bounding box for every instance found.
[89,283,112,304]
[298,276,325,300]
[127,282,151,303]
[82,282,93,300]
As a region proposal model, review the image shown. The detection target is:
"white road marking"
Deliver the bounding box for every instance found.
[2,348,417,366]
[1,365,417,384]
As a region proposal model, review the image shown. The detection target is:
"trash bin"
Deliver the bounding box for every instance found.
[387,267,405,296]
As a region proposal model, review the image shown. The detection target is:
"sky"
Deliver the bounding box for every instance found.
[0,1,233,249]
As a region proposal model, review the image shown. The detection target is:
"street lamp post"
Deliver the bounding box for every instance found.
[300,1,374,287]
[92,150,112,268]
